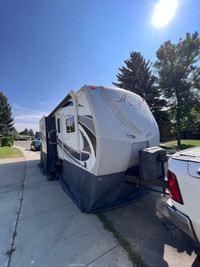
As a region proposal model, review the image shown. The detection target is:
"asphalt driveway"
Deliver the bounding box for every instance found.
[105,191,200,267]
[0,145,132,267]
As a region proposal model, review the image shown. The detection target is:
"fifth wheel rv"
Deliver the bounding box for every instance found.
[39,85,166,212]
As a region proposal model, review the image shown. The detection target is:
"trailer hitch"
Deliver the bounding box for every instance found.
[125,175,168,188]
[125,174,169,196]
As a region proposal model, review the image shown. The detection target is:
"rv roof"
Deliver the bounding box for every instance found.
[48,90,74,117]
[47,85,99,117]
[48,85,140,118]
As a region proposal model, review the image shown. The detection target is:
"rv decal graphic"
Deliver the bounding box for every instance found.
[80,132,91,153]
[83,115,93,120]
[57,139,84,165]
[57,138,80,164]
[57,138,90,162]
[78,121,97,156]
[78,115,96,135]
[57,115,96,164]
[116,94,142,110]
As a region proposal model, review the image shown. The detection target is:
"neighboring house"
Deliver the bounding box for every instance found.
[159,124,174,140]
[18,135,33,140]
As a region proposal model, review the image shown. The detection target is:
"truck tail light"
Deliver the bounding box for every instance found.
[168,170,184,204]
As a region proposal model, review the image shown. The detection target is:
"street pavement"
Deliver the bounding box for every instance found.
[0,144,133,267]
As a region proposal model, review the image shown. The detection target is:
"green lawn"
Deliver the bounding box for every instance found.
[0,147,24,158]
[160,139,200,150]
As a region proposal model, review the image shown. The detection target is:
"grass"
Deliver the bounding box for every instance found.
[0,147,23,158]
[96,213,147,267]
[160,139,200,150]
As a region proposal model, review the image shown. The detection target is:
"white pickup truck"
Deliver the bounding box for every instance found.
[167,147,200,245]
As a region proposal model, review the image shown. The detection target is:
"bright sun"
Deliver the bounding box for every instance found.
[153,0,178,27]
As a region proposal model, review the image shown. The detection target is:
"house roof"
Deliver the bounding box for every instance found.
[19,135,32,138]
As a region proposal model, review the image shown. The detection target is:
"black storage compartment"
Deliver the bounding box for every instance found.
[139,147,166,180]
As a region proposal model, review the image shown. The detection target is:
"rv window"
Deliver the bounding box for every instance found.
[66,116,75,133]
[57,118,61,133]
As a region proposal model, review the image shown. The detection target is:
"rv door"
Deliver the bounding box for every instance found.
[55,95,81,163]
[62,95,81,162]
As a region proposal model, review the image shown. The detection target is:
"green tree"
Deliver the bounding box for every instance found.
[29,129,34,137]
[10,127,19,139]
[113,52,169,125]
[35,131,41,139]
[0,92,14,135]
[19,128,30,136]
[154,31,200,146]
[178,94,200,137]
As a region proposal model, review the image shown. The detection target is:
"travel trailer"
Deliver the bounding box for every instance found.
[39,85,164,212]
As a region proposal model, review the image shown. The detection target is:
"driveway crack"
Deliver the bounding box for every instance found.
[6,160,27,267]
[86,245,119,266]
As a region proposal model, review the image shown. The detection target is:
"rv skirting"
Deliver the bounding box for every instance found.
[60,159,148,213]
[40,151,47,174]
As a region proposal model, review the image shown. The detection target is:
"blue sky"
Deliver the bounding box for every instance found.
[0,0,200,133]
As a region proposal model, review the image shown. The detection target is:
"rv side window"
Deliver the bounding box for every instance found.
[57,118,61,133]
[66,116,75,133]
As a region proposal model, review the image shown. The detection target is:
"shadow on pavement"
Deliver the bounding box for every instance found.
[104,191,200,267]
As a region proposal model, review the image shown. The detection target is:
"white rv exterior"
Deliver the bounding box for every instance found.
[40,85,160,212]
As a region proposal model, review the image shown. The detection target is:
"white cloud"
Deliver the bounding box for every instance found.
[14,114,45,120]
[11,103,49,133]
[12,104,31,111]
[14,122,40,133]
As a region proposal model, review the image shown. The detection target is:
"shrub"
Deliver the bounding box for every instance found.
[1,136,14,147]
[14,138,28,141]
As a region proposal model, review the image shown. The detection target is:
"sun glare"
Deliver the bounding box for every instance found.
[153,0,178,27]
